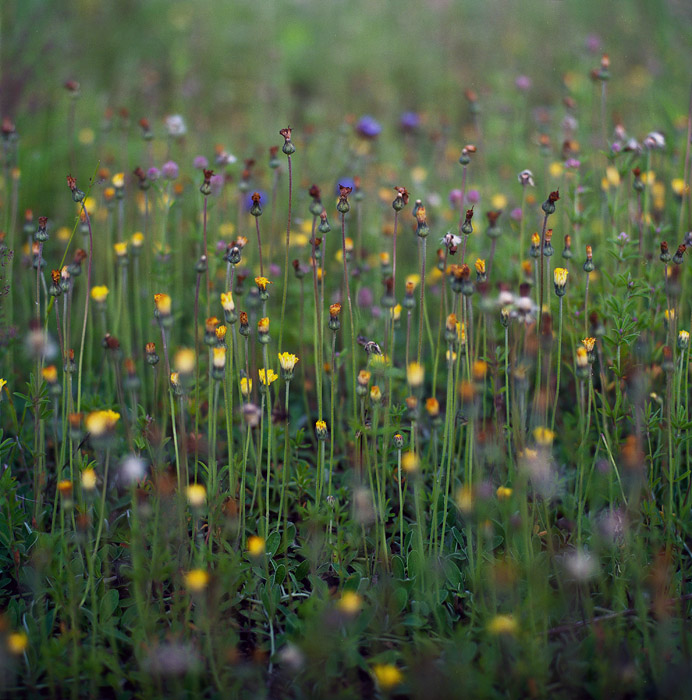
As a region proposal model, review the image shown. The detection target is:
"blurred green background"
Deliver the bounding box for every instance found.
[1,0,691,208]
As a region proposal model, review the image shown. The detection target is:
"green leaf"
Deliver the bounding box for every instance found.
[99,589,119,621]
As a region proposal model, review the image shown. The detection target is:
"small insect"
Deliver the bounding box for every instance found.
[357,335,382,356]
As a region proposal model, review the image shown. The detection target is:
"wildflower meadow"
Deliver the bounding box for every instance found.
[1,1,692,697]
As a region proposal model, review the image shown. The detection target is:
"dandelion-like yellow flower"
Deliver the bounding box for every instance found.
[425,397,440,417]
[401,451,419,473]
[554,267,568,287]
[315,420,328,440]
[582,337,596,352]
[154,293,172,316]
[112,172,125,189]
[240,377,252,397]
[131,232,144,247]
[42,365,58,384]
[91,285,109,303]
[220,291,234,312]
[370,385,382,403]
[390,304,402,322]
[456,486,473,513]
[57,480,73,497]
[473,360,487,381]
[7,631,28,655]
[184,569,210,592]
[254,276,272,292]
[487,614,518,635]
[357,370,371,387]
[496,486,513,500]
[258,368,278,386]
[407,362,424,387]
[85,410,120,437]
[474,258,486,275]
[679,330,690,349]
[174,348,196,374]
[81,468,97,491]
[406,274,420,289]
[186,483,207,506]
[372,664,403,690]
[379,251,390,265]
[212,347,226,369]
[278,352,299,372]
[215,325,227,342]
[337,591,362,615]
[531,232,540,247]
[170,372,180,388]
[247,535,265,556]
[0,378,8,395]
[257,317,270,334]
[533,426,555,446]
[576,347,588,368]
[114,242,128,257]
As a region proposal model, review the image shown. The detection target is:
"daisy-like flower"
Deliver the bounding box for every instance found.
[91,285,109,303]
[553,267,568,295]
[165,114,187,137]
[85,409,120,437]
[487,614,518,635]
[518,169,535,187]
[278,352,299,380]
[258,368,278,387]
[184,569,209,592]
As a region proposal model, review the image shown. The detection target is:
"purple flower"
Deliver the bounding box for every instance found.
[335,178,355,197]
[515,75,532,91]
[586,34,602,53]
[466,189,481,205]
[209,174,224,197]
[147,167,161,182]
[245,190,267,211]
[400,112,420,131]
[449,189,463,206]
[510,207,523,222]
[161,161,179,180]
[193,156,209,170]
[355,115,382,139]
[565,158,581,170]
[269,263,281,278]
[357,287,374,307]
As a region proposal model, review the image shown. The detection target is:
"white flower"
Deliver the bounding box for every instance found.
[215,149,237,166]
[440,232,462,248]
[498,290,515,307]
[517,169,535,187]
[165,114,187,138]
[644,131,665,150]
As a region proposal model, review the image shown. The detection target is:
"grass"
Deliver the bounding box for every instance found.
[2,1,692,697]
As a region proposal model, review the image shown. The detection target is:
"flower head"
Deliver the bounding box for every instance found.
[247,535,265,556]
[372,664,403,690]
[258,368,278,386]
[91,285,109,303]
[184,569,209,592]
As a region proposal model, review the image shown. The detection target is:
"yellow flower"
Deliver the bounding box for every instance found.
[212,346,226,369]
[258,368,278,386]
[170,372,180,388]
[154,293,172,316]
[254,276,272,292]
[549,161,563,178]
[553,268,568,287]
[278,352,299,372]
[390,304,402,322]
[0,377,8,399]
[112,172,125,189]
[174,348,196,374]
[605,166,620,188]
[672,178,689,197]
[240,377,252,397]
[57,480,73,497]
[85,410,120,437]
[131,232,144,247]
[474,258,486,275]
[337,590,362,615]
[184,569,209,592]
[257,317,270,334]
[372,664,403,690]
[7,631,28,655]
[533,426,555,446]
[576,347,588,368]
[379,251,390,265]
[401,451,419,473]
[405,274,420,289]
[425,397,440,417]
[186,483,207,506]
[220,291,235,312]
[113,242,128,257]
[582,337,596,352]
[315,420,328,440]
[456,486,473,513]
[487,614,518,635]
[496,486,513,500]
[91,285,109,303]
[370,385,382,403]
[247,535,265,556]
[472,360,487,381]
[406,362,424,387]
[81,468,97,491]
[491,193,507,210]
[42,365,58,384]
